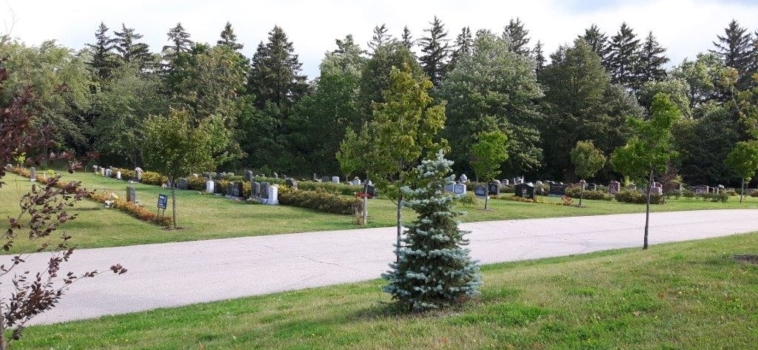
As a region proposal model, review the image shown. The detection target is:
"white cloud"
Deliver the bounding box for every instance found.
[2,0,758,78]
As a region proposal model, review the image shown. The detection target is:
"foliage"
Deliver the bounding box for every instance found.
[725,140,758,181]
[614,190,665,204]
[382,151,481,311]
[458,192,479,207]
[470,130,508,209]
[277,186,362,215]
[564,187,614,201]
[571,140,606,180]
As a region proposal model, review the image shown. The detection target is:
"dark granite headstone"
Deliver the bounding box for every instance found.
[177,178,189,190]
[474,185,487,197]
[285,178,298,188]
[516,183,536,199]
[261,182,270,199]
[231,182,242,197]
[488,182,500,195]
[253,182,261,197]
[245,170,253,183]
[548,183,565,197]
[366,184,376,198]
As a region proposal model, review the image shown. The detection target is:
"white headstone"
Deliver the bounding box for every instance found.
[206,180,215,193]
[332,176,340,184]
[116,171,122,180]
[266,185,279,205]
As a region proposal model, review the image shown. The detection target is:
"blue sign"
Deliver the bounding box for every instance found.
[157,194,168,209]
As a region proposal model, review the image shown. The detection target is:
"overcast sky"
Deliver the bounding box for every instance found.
[3,0,758,78]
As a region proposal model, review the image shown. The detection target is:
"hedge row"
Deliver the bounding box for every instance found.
[278,186,362,215]
[564,187,614,201]
[614,190,665,204]
[13,167,172,227]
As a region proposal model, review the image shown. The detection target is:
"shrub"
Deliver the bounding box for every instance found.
[458,192,479,207]
[697,192,729,202]
[278,186,362,215]
[614,190,665,204]
[564,187,613,201]
[140,171,167,186]
[682,190,695,199]
[297,181,363,196]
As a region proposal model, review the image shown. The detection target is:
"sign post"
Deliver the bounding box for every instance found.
[157,194,168,217]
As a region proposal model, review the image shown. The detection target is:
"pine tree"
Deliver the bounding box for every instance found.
[608,22,641,90]
[248,26,307,111]
[637,31,669,84]
[368,24,392,54]
[449,26,473,72]
[162,22,193,57]
[711,20,754,90]
[401,25,414,50]
[382,150,481,312]
[503,17,530,55]
[113,23,153,70]
[419,16,450,87]
[533,40,545,75]
[581,24,610,67]
[85,22,117,81]
[217,21,244,51]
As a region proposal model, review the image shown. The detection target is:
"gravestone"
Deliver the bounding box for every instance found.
[651,186,663,196]
[608,181,621,194]
[352,177,361,186]
[502,179,509,186]
[126,186,136,203]
[366,184,376,198]
[214,181,222,194]
[453,184,466,196]
[232,182,243,197]
[135,167,143,182]
[474,185,487,197]
[548,183,566,197]
[515,183,535,199]
[265,185,279,205]
[245,170,253,183]
[93,165,99,174]
[253,182,261,197]
[226,183,233,196]
[535,180,543,186]
[178,178,189,190]
[285,178,298,188]
[29,167,36,181]
[459,174,468,183]
[261,182,270,199]
[331,176,340,184]
[445,183,455,193]
[588,183,597,191]
[321,176,330,183]
[116,171,122,180]
[694,185,709,194]
[488,182,500,195]
[206,180,215,193]
[273,172,278,179]
[105,168,112,178]
[313,173,318,181]
[628,184,637,191]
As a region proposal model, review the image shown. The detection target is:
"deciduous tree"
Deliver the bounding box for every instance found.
[570,140,606,206]
[470,130,508,210]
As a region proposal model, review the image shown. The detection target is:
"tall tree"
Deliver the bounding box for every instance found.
[533,40,545,75]
[449,26,473,71]
[581,24,610,66]
[611,93,680,250]
[608,22,641,90]
[503,17,530,55]
[368,24,392,54]
[670,53,728,108]
[470,130,508,210]
[637,31,669,84]
[248,26,307,112]
[419,16,450,87]
[382,151,481,312]
[358,41,422,117]
[440,31,544,175]
[217,21,243,51]
[113,23,153,70]
[162,22,193,61]
[401,25,414,50]
[711,19,754,90]
[85,22,117,81]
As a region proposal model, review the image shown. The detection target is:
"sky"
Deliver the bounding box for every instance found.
[3,0,758,79]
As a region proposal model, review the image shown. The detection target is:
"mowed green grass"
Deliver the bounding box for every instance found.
[20,232,758,349]
[3,171,758,253]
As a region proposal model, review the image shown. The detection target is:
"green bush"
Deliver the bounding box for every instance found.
[278,187,362,215]
[614,190,665,204]
[564,187,613,201]
[697,192,729,202]
[458,192,479,207]
[297,181,363,196]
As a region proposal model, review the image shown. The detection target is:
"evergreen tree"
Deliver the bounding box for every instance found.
[217,21,244,51]
[637,31,669,84]
[711,20,754,90]
[85,22,117,81]
[113,23,153,70]
[449,26,473,72]
[359,41,422,117]
[503,17,530,55]
[608,22,641,90]
[162,22,193,59]
[248,26,307,111]
[533,40,545,75]
[382,151,481,312]
[581,24,610,66]
[368,24,392,54]
[419,16,450,87]
[401,25,414,50]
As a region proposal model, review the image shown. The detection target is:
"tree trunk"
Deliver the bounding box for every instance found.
[740,177,745,204]
[171,177,177,229]
[396,192,403,264]
[644,169,653,250]
[579,183,584,207]
[484,184,490,210]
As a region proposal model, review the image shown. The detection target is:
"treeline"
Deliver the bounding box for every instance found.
[1,18,757,186]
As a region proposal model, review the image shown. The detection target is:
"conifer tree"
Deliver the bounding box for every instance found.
[637,31,669,84]
[162,22,193,58]
[503,17,530,55]
[533,40,546,75]
[217,21,244,51]
[368,24,392,54]
[248,26,307,111]
[419,16,450,87]
[113,23,153,70]
[711,20,754,90]
[608,22,641,90]
[86,22,117,81]
[382,150,481,312]
[449,26,473,72]
[581,24,610,66]
[401,25,414,50]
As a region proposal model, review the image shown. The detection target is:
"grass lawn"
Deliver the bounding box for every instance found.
[3,171,758,253]
[19,231,758,349]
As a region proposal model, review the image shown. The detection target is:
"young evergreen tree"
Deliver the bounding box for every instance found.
[419,16,450,87]
[382,150,481,312]
[608,22,641,90]
[636,31,669,84]
[113,23,153,70]
[247,26,307,111]
[581,24,610,67]
[86,22,117,81]
[401,25,414,50]
[503,17,531,55]
[368,24,393,54]
[449,26,473,72]
[217,21,244,51]
[533,40,546,75]
[711,20,754,90]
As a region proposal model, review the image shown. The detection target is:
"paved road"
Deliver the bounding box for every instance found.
[6,209,758,325]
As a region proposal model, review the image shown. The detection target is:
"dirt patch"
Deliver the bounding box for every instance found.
[734,254,758,265]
